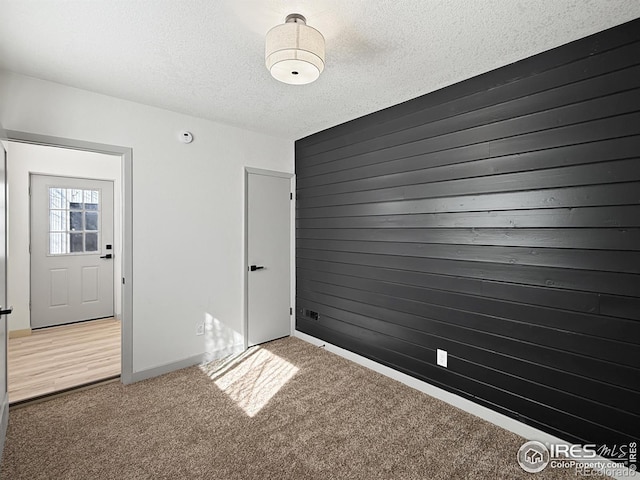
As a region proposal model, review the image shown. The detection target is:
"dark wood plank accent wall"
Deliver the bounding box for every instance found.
[295,18,640,449]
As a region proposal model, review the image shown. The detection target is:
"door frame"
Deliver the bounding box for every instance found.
[243,167,295,351]
[0,130,9,462]
[5,130,134,384]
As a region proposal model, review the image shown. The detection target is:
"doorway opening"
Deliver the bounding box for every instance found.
[4,134,133,403]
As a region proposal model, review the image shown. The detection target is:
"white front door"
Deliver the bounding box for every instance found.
[247,171,291,346]
[30,175,114,328]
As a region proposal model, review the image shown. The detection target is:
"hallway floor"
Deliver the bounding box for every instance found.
[8,317,121,403]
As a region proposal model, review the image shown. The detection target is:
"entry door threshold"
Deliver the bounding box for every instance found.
[9,375,120,410]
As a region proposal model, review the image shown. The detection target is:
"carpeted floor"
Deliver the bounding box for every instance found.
[1,337,607,479]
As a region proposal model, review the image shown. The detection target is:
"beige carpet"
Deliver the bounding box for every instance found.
[1,337,606,479]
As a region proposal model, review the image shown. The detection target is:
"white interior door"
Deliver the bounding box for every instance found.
[30,175,114,329]
[247,171,291,346]
[0,140,10,458]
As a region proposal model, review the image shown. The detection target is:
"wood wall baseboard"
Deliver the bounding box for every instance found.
[8,329,31,339]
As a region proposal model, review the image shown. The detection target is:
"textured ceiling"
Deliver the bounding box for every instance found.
[1,0,639,140]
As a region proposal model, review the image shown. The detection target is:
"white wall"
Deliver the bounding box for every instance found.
[0,70,294,373]
[6,141,122,332]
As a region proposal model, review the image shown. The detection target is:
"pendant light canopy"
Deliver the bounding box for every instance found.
[265,14,325,85]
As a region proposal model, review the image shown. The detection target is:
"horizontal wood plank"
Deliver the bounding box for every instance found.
[297,273,640,347]
[297,238,640,273]
[296,205,640,229]
[299,68,640,167]
[299,136,640,193]
[298,249,640,297]
[297,256,605,315]
[299,182,640,218]
[298,110,640,179]
[297,228,640,251]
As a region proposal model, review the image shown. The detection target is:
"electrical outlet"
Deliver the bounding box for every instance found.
[304,309,319,321]
[196,321,205,336]
[437,349,448,368]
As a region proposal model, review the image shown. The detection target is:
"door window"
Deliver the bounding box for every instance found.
[48,187,100,255]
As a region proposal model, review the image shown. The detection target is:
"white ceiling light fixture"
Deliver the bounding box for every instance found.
[265,13,325,85]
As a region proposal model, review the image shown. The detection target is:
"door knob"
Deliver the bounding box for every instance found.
[250,265,264,271]
[100,254,113,259]
[0,306,13,316]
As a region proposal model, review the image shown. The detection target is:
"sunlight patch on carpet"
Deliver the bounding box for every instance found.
[200,346,298,417]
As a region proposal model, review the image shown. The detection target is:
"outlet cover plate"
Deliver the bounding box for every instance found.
[196,322,205,336]
[437,349,448,368]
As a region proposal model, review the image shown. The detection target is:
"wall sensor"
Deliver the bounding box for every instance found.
[179,131,193,144]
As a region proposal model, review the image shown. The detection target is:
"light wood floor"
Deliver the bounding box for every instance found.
[8,318,121,403]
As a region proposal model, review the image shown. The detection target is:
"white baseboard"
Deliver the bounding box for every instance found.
[202,343,244,363]
[130,355,204,383]
[130,344,244,383]
[294,330,637,480]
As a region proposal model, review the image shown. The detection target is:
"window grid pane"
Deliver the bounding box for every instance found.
[70,211,83,231]
[49,210,67,232]
[85,212,98,231]
[86,233,98,252]
[48,187,101,255]
[49,232,67,255]
[70,233,83,253]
